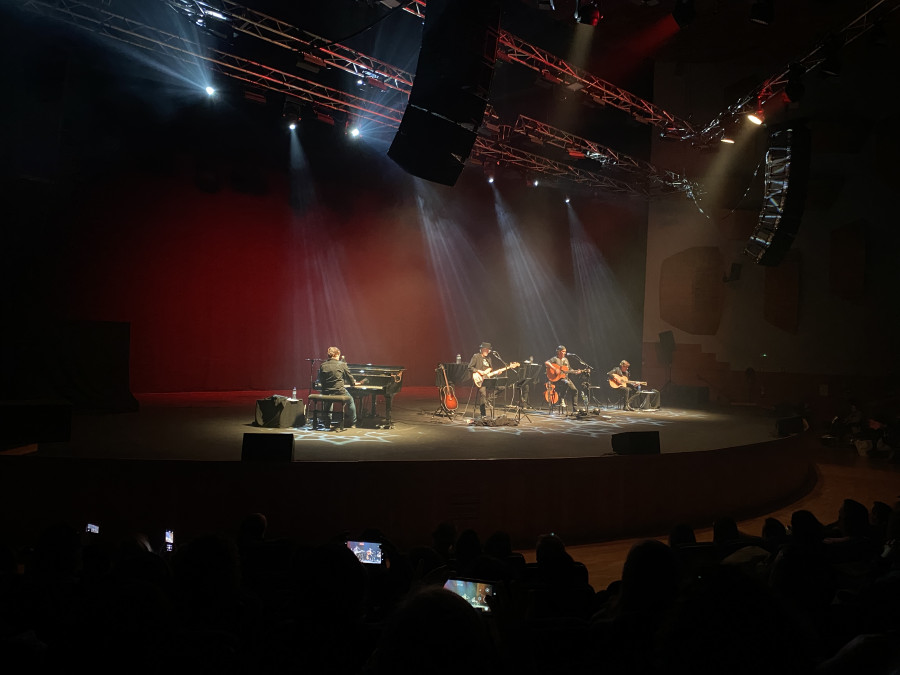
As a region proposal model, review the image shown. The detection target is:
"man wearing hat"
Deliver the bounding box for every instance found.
[545,345,579,412]
[468,342,494,421]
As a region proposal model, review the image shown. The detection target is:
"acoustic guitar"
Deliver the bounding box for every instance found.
[545,362,590,382]
[437,363,458,412]
[608,373,647,389]
[472,362,520,388]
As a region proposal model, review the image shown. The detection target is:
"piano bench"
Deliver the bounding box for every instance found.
[308,394,352,431]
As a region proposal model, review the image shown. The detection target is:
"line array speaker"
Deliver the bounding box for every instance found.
[388,0,501,186]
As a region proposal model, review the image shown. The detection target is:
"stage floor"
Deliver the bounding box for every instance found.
[37,387,783,462]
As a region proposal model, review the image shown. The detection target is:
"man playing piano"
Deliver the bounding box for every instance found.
[317,346,360,428]
[468,342,493,422]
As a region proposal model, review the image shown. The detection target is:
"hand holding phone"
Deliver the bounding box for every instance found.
[346,540,383,564]
[165,529,175,552]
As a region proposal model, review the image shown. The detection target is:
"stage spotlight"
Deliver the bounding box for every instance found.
[574,1,602,25]
[532,179,540,187]
[721,137,736,144]
[282,98,302,130]
[349,127,360,138]
[488,176,495,184]
[747,111,764,125]
[565,196,571,204]
[750,0,774,25]
[205,86,215,96]
[538,0,555,9]
[672,0,695,28]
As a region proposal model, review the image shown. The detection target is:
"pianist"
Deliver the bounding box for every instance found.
[317,346,359,428]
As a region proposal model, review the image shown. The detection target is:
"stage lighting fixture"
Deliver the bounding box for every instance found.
[282,98,302,129]
[349,127,360,138]
[538,0,555,9]
[532,179,540,187]
[750,0,774,25]
[747,111,764,125]
[205,86,215,96]
[574,1,602,26]
[720,137,736,144]
[672,0,695,28]
[565,196,571,204]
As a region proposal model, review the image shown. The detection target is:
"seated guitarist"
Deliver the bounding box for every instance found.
[468,342,494,421]
[607,359,637,410]
[545,345,579,412]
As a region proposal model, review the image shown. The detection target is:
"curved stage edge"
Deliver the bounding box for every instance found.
[0,434,815,551]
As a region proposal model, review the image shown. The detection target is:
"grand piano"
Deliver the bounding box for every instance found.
[345,363,405,428]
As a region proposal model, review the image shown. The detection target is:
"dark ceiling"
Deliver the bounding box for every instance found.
[2,0,895,194]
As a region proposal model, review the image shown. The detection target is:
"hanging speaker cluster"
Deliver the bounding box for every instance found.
[743,123,811,267]
[387,0,502,186]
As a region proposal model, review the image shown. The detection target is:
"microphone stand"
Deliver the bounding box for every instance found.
[492,351,514,409]
[305,357,323,399]
[567,353,595,414]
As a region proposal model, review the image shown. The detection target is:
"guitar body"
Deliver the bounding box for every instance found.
[437,364,459,412]
[441,386,458,410]
[608,373,647,389]
[472,362,520,388]
[546,363,588,382]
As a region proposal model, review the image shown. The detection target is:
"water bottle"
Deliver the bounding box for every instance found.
[292,386,297,399]
[456,354,461,364]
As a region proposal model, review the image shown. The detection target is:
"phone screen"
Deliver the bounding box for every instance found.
[85,523,100,534]
[443,579,493,612]
[346,540,383,564]
[165,529,175,552]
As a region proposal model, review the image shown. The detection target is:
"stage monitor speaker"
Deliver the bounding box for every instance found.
[776,416,805,437]
[241,433,294,462]
[611,430,661,455]
[388,0,501,185]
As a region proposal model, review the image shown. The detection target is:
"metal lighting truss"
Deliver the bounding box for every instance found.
[470,136,658,197]
[512,115,698,198]
[401,2,698,140]
[16,0,696,199]
[743,130,791,263]
[697,0,900,145]
[17,0,405,129]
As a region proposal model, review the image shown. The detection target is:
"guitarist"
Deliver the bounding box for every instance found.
[544,345,579,412]
[607,359,636,410]
[468,342,494,422]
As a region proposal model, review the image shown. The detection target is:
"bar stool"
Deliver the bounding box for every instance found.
[307,393,353,431]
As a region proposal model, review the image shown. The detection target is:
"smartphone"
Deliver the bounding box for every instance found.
[346,540,383,565]
[165,529,175,553]
[85,523,100,534]
[443,578,494,613]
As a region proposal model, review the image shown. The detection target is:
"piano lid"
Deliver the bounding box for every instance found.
[345,363,405,374]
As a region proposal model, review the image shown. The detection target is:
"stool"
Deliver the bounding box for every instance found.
[307,394,352,431]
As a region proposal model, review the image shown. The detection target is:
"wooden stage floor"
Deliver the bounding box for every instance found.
[35,387,783,462]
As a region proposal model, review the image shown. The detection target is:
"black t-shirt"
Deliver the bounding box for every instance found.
[318,359,355,394]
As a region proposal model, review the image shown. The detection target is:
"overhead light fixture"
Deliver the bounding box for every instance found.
[747,111,764,126]
[720,137,735,144]
[574,1,602,26]
[205,86,215,96]
[672,0,695,28]
[750,0,774,25]
[282,98,302,130]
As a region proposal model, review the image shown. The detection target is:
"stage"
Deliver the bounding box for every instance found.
[1,388,816,553]
[35,387,781,462]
